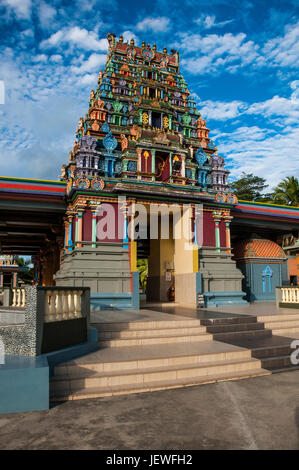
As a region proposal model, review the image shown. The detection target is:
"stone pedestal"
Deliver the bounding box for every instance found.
[199,247,247,306]
[54,243,134,310]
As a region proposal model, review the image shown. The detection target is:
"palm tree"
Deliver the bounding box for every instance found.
[273,177,299,206]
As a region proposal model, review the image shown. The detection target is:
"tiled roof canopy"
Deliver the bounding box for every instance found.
[233,238,286,260]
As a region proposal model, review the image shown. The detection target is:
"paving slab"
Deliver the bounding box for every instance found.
[61,340,248,365]
[90,309,194,324]
[143,302,299,319]
[1,370,299,449]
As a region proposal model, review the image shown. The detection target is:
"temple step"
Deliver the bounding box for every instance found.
[98,332,212,348]
[50,351,269,402]
[212,329,272,341]
[92,318,204,331]
[271,326,299,335]
[205,322,265,334]
[99,326,206,340]
[93,318,212,347]
[257,313,299,323]
[259,354,298,370]
[200,316,258,326]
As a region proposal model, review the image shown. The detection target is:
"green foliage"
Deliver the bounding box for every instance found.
[273,176,299,206]
[17,257,34,284]
[137,258,148,291]
[230,173,269,201]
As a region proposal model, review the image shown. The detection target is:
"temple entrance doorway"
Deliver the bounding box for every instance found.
[136,205,198,306]
[137,213,175,303]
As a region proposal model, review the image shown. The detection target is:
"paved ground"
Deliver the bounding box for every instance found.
[143,301,299,318]
[1,370,299,450]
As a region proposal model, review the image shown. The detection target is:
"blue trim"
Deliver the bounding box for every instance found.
[196,272,202,295]
[132,272,140,310]
[0,330,98,414]
[0,355,49,414]
[203,291,247,307]
[90,292,137,310]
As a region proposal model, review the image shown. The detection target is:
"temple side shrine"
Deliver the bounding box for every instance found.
[53,33,250,309]
[0,255,23,288]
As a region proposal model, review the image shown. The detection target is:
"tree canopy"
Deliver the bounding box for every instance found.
[230,173,270,201]
[230,173,299,206]
[273,177,299,206]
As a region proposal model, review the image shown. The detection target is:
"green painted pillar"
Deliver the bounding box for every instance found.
[213,211,222,253]
[92,215,97,248]
[138,109,143,125]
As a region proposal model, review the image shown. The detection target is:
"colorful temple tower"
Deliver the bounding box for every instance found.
[0,255,24,289]
[55,34,245,309]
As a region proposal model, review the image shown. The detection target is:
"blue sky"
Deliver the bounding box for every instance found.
[0,0,298,188]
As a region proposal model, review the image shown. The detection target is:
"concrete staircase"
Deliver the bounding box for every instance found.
[201,313,299,373]
[257,313,299,336]
[50,317,269,402]
[95,319,213,348]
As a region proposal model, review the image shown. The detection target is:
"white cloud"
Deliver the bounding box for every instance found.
[136,16,170,33]
[122,30,139,44]
[263,21,299,68]
[1,0,32,19]
[41,27,108,52]
[246,95,299,125]
[291,81,299,100]
[179,32,262,74]
[38,1,56,28]
[216,125,299,187]
[71,53,106,74]
[0,48,91,180]
[32,54,48,63]
[199,100,247,120]
[195,14,234,29]
[50,54,63,63]
[80,73,98,85]
[198,83,299,125]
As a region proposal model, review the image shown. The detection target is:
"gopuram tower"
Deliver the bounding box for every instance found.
[55,33,246,309]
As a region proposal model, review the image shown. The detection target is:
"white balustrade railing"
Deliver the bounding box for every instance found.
[44,289,83,322]
[12,288,26,307]
[280,287,299,304]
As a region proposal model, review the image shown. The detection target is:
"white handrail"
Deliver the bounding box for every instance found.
[11,288,26,307]
[280,287,299,304]
[44,289,83,322]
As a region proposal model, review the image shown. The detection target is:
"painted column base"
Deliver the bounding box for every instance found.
[203,291,247,307]
[91,293,136,311]
[90,272,140,311]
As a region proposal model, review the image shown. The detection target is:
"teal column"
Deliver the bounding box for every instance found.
[92,213,97,248]
[12,272,17,288]
[68,215,73,252]
[213,211,222,253]
[74,214,78,246]
[120,201,128,249]
[91,203,100,248]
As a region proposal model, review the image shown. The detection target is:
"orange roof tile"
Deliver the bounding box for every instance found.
[232,238,286,260]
